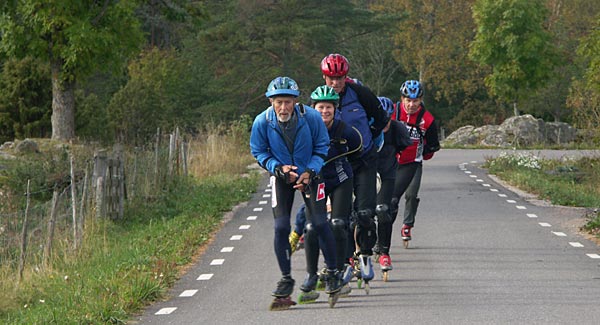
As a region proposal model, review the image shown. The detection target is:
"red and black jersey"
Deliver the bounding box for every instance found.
[392,102,440,164]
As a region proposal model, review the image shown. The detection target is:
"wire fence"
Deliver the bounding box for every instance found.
[0,128,188,280]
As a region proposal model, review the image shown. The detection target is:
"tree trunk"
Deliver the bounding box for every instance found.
[51,61,76,141]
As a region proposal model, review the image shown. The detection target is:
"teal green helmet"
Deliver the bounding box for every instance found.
[265,76,300,98]
[310,85,339,106]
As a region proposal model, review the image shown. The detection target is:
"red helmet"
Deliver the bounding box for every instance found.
[321,54,349,77]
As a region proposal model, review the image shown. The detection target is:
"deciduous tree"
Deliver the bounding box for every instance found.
[0,1,144,140]
[470,0,559,116]
[567,16,600,139]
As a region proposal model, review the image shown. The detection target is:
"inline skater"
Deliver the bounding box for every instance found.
[373,96,411,280]
[390,80,440,248]
[297,85,362,305]
[250,77,341,310]
[321,54,389,292]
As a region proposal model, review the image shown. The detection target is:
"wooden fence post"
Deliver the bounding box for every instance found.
[43,189,60,268]
[18,180,31,283]
[168,131,175,176]
[95,177,104,218]
[155,128,160,187]
[93,150,108,218]
[78,166,88,239]
[181,140,188,176]
[70,155,78,250]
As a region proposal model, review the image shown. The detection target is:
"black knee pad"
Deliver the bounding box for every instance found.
[304,222,316,237]
[375,204,391,224]
[356,209,375,228]
[330,218,347,239]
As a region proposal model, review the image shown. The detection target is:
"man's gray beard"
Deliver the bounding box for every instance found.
[277,114,291,123]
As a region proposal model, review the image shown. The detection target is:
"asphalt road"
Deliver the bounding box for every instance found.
[133,149,600,324]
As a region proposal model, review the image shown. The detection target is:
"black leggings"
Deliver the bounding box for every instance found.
[272,175,336,276]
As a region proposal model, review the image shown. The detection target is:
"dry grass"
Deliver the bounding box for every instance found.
[187,120,254,178]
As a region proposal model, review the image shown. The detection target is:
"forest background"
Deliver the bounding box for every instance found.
[2,1,600,322]
[2,0,600,146]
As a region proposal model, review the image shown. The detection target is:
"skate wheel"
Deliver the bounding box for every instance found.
[364,283,370,295]
[403,240,409,248]
[382,271,389,282]
[357,278,363,289]
[269,297,297,311]
[328,293,339,308]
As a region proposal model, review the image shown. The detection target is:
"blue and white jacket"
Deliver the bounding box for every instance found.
[250,104,329,176]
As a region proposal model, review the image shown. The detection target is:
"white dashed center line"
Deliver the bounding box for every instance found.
[239,225,251,230]
[527,214,538,218]
[230,235,242,240]
[262,194,270,198]
[469,175,477,178]
[586,254,600,259]
[155,307,177,315]
[498,194,507,198]
[569,242,584,248]
[247,216,257,220]
[552,232,567,237]
[221,247,234,252]
[253,207,263,212]
[259,200,268,205]
[483,184,491,187]
[516,206,526,210]
[197,274,213,280]
[210,259,225,265]
[539,223,552,227]
[476,179,484,182]
[490,189,499,192]
[506,200,516,203]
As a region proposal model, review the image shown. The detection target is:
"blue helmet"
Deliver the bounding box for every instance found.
[400,80,423,99]
[378,96,395,117]
[265,77,300,98]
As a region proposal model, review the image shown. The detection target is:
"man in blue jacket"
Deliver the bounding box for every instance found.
[250,76,341,310]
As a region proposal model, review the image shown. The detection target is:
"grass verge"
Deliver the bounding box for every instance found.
[0,172,260,324]
[484,152,600,238]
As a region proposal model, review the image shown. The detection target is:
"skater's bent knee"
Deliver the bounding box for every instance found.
[356,209,374,228]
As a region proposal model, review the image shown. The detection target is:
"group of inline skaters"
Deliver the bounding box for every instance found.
[249,53,441,310]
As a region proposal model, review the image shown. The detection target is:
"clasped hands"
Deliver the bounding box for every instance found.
[275,165,312,192]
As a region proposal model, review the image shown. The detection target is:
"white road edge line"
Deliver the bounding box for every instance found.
[197,274,214,280]
[155,307,177,315]
[179,290,198,297]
